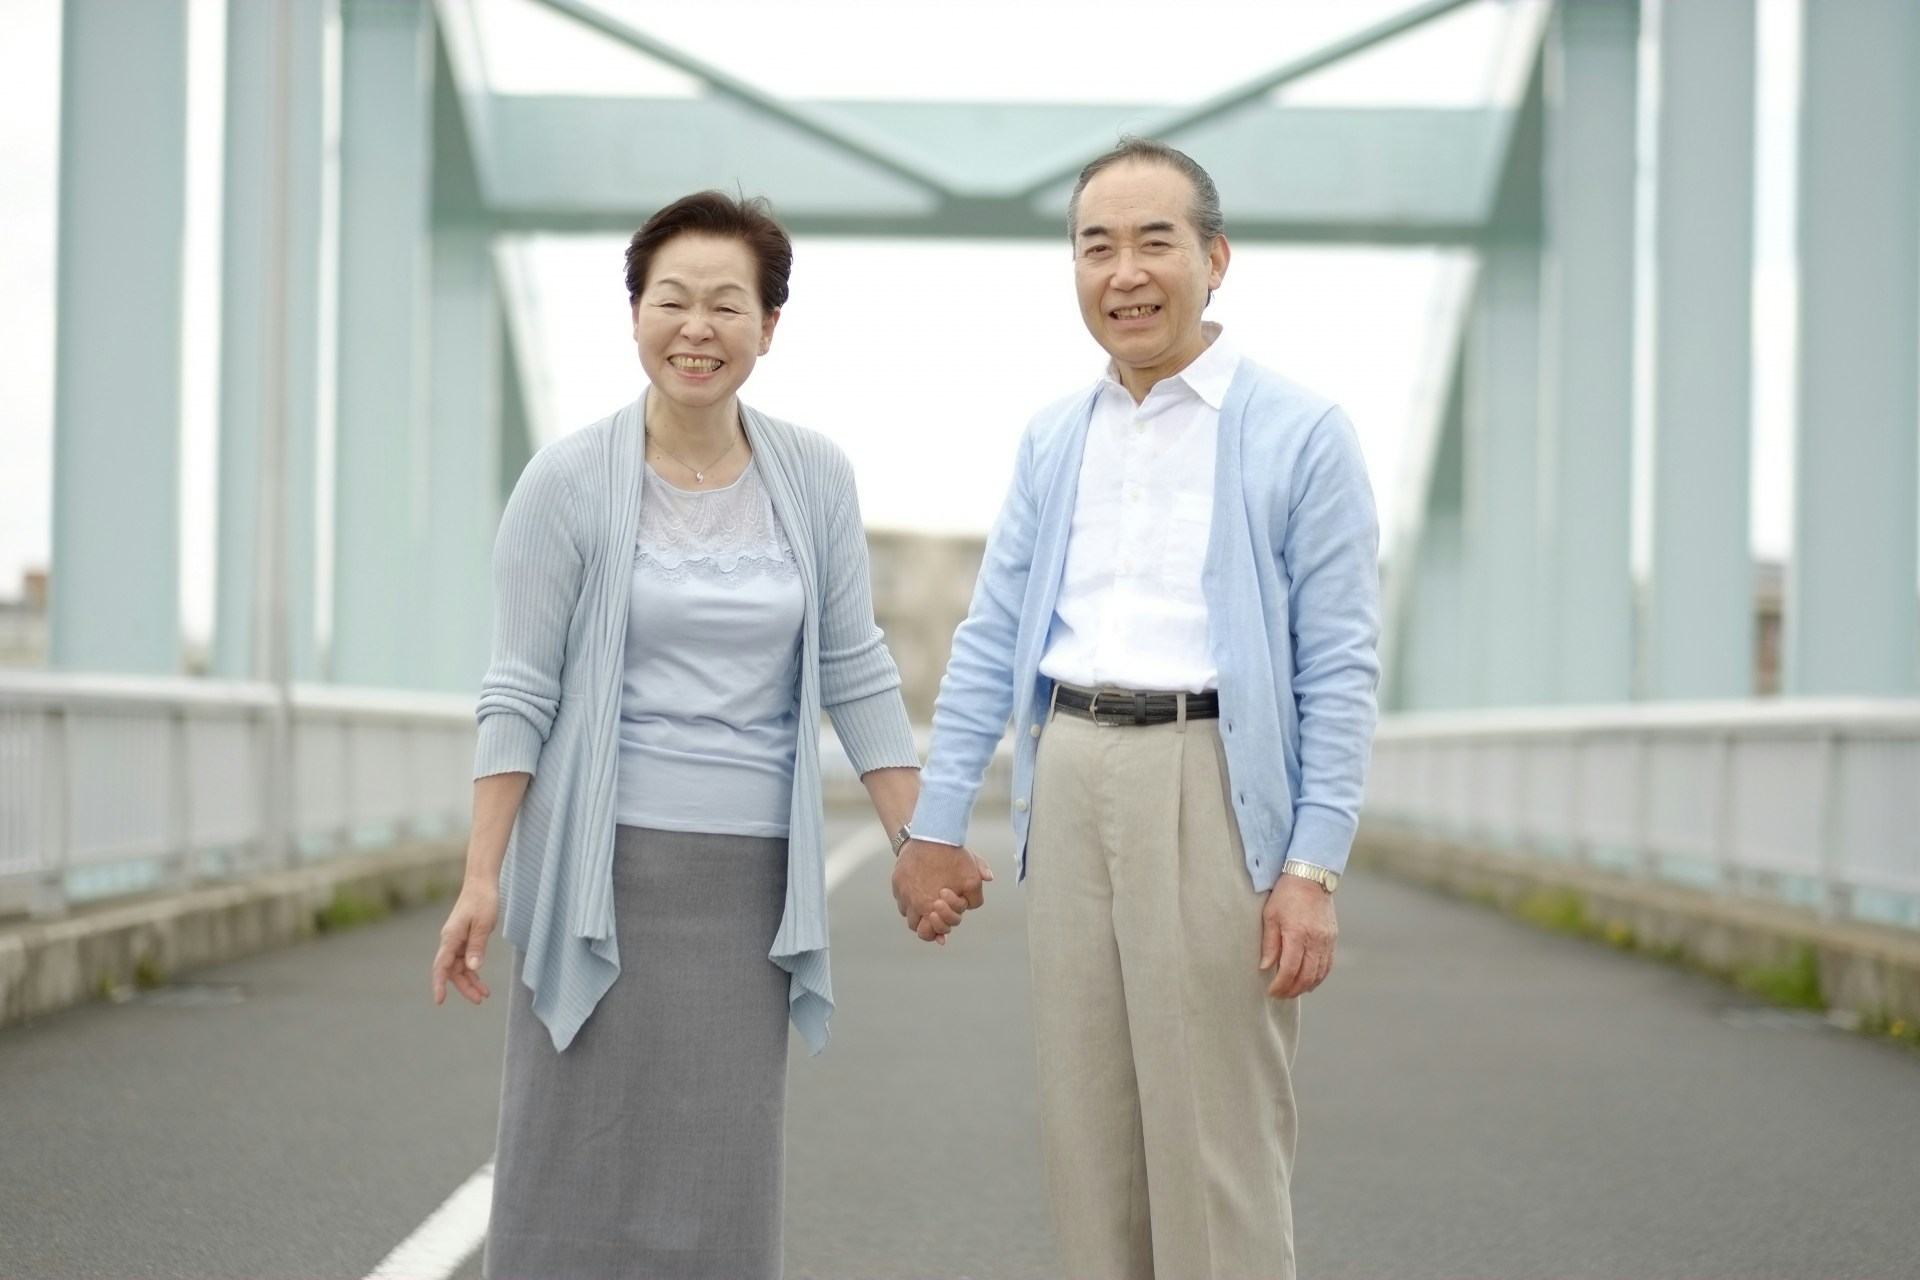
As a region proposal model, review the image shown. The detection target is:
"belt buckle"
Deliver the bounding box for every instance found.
[1089,686,1127,727]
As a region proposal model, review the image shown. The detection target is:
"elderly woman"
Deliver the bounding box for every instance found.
[430,191,965,1279]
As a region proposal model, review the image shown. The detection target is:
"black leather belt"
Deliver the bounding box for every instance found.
[1053,683,1219,726]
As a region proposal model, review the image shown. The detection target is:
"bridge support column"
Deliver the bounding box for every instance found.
[48,1,189,673]
[1788,0,1920,694]
[214,0,327,682]
[1397,406,1473,712]
[1538,0,1639,703]
[332,0,434,687]
[1646,0,1756,700]
[1464,240,1545,708]
[422,229,503,693]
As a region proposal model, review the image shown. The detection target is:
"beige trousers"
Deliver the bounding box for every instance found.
[1026,707,1301,1280]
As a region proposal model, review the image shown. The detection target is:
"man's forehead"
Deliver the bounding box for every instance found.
[1074,162,1198,234]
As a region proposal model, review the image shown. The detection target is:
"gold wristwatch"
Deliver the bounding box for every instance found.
[1280,859,1340,894]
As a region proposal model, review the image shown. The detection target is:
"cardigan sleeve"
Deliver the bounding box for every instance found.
[1279,405,1381,869]
[473,447,585,779]
[911,425,1039,845]
[815,451,919,775]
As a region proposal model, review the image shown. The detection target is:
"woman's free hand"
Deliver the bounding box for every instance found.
[432,881,500,1006]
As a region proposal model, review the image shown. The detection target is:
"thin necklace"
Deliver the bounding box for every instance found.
[647,426,739,485]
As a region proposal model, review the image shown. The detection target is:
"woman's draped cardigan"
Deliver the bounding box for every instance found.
[472,395,919,1052]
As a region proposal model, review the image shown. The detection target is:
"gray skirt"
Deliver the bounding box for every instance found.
[486,825,791,1280]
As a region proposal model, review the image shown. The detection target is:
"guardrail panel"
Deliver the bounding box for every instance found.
[1729,736,1825,879]
[66,711,174,867]
[1646,736,1717,860]
[185,712,264,849]
[1836,736,1920,895]
[0,708,49,880]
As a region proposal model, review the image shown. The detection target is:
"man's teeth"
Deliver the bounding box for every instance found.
[671,357,720,371]
[1114,306,1159,319]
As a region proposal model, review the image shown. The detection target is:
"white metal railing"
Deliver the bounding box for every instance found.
[0,671,476,918]
[1364,700,1920,928]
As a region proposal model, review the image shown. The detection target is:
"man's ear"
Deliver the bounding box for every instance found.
[1208,233,1231,293]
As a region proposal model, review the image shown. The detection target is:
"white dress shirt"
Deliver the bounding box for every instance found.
[1039,324,1239,693]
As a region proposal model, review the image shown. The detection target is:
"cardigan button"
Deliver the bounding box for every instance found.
[1015,797,1029,813]
[1030,724,1042,739]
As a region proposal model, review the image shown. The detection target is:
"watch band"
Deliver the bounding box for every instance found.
[1280,858,1340,894]
[889,823,913,856]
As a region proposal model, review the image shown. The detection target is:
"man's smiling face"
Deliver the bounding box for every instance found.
[1072,159,1230,399]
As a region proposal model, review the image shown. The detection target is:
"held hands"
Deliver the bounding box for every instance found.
[432,880,499,1006]
[891,839,993,944]
[1260,874,1337,998]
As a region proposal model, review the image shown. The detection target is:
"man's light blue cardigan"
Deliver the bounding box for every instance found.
[473,395,919,1052]
[913,360,1381,889]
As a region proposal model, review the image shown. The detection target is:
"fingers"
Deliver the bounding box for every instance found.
[434,911,494,1006]
[1266,934,1307,999]
[974,855,995,883]
[1258,906,1282,971]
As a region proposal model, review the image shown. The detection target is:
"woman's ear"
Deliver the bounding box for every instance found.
[759,307,781,356]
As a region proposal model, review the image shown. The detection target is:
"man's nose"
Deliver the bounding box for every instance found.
[1111,251,1149,288]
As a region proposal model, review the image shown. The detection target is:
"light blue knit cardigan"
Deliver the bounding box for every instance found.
[473,394,919,1052]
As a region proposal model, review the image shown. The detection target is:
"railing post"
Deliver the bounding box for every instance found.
[1568,733,1590,867]
[1632,730,1654,881]
[1814,730,1849,921]
[30,706,71,919]
[163,704,193,893]
[1710,732,1737,898]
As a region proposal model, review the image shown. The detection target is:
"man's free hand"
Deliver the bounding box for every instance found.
[1260,874,1337,998]
[892,839,993,944]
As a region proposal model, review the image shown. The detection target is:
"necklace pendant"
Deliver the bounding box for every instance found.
[694,471,704,483]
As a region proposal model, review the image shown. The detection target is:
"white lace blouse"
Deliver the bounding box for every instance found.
[614,459,805,837]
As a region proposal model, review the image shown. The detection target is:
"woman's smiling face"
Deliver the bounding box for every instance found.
[632,233,779,413]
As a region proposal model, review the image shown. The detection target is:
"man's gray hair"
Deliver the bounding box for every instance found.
[1066,136,1226,245]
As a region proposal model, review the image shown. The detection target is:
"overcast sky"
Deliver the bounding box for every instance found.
[0,0,1804,646]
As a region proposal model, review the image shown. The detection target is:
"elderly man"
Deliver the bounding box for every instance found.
[892,137,1380,1280]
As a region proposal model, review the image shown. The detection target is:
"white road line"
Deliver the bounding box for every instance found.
[823,826,890,894]
[364,1160,493,1280]
[366,829,889,1280]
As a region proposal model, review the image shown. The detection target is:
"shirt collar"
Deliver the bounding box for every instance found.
[1099,322,1240,411]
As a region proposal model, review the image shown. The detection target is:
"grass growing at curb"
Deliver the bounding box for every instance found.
[314,886,391,934]
[1734,945,1825,1010]
[1367,844,1919,1050]
[1496,886,1831,1012]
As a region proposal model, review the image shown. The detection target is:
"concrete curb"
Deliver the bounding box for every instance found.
[0,842,465,1028]
[1353,823,1920,1029]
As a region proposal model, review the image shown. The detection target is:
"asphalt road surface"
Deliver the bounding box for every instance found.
[3,811,1918,1279]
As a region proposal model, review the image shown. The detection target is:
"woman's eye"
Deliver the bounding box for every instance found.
[657,300,682,310]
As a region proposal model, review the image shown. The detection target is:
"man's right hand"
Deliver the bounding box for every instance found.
[892,840,992,943]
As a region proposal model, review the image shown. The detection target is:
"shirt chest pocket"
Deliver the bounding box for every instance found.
[1159,492,1213,602]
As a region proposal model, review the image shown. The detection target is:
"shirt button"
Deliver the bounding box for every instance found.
[1121,557,1135,574]
[1029,724,1042,738]
[1015,798,1030,813]
[1128,489,1142,503]
[1132,420,1146,434]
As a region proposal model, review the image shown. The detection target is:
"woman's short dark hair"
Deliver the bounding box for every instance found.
[623,191,793,313]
